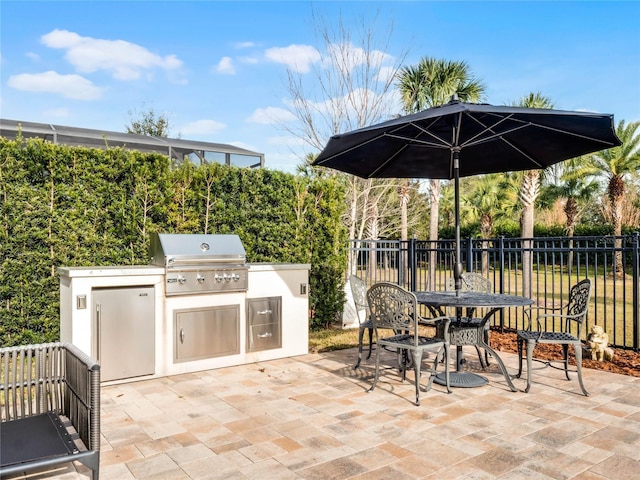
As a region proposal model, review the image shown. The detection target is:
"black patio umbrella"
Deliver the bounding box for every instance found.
[312,99,621,291]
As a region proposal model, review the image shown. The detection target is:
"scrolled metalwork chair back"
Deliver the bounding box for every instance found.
[350,275,369,323]
[462,272,492,293]
[367,282,417,338]
[566,279,591,321]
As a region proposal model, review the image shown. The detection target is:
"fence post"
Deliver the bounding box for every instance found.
[466,236,473,273]
[633,232,639,351]
[408,239,415,292]
[498,236,505,294]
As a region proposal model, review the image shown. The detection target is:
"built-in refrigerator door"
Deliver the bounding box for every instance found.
[92,286,155,382]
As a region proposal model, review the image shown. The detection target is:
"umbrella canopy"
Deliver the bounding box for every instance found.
[313,99,621,179]
[313,99,621,290]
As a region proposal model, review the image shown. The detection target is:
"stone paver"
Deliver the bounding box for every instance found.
[5,346,639,479]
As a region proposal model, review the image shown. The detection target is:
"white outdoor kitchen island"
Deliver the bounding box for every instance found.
[59,262,310,384]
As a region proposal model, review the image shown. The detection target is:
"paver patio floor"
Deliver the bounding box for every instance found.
[6,346,640,479]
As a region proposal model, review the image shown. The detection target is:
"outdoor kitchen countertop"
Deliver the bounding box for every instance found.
[248,263,310,271]
[57,265,165,277]
[58,263,310,277]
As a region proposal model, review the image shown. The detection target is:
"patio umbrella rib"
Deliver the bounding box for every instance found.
[368,141,411,177]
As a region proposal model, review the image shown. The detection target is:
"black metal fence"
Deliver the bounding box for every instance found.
[348,233,640,350]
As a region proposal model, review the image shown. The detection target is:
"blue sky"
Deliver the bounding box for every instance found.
[2,1,639,173]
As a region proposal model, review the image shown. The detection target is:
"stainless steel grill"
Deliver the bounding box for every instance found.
[150,233,248,295]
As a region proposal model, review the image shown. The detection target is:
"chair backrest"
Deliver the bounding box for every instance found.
[566,278,592,322]
[461,272,492,293]
[445,273,492,293]
[349,275,369,324]
[367,282,418,334]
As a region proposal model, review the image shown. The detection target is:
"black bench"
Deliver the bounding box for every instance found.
[1,342,100,479]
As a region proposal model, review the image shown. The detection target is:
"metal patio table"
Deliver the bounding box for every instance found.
[415,291,534,390]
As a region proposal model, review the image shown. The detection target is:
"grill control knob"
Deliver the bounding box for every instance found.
[177,275,186,285]
[232,273,240,282]
[214,274,223,283]
[196,274,205,284]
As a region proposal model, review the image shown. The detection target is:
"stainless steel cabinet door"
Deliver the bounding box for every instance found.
[93,286,155,382]
[174,305,240,362]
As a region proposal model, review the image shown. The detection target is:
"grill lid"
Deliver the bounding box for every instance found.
[150,233,246,267]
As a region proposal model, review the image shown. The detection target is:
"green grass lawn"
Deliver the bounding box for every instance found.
[309,327,360,353]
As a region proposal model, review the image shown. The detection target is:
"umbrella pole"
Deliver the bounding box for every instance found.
[453,148,463,293]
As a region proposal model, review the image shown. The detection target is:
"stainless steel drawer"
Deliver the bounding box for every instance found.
[247,297,281,351]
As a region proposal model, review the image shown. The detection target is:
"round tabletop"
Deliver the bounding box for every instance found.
[415,291,534,309]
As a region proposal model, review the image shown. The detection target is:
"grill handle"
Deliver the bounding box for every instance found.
[257,310,272,315]
[180,328,185,344]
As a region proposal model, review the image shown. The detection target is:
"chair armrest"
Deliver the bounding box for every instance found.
[523,303,568,330]
[419,316,451,341]
[62,343,101,453]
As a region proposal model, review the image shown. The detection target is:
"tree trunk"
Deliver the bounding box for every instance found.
[428,179,441,290]
[519,171,539,297]
[609,175,625,277]
[480,213,492,276]
[399,179,409,284]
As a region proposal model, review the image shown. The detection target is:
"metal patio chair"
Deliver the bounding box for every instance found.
[351,275,395,369]
[351,275,374,369]
[442,272,493,368]
[516,278,592,396]
[367,282,451,406]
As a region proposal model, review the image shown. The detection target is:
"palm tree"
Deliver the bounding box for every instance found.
[467,174,510,274]
[513,92,554,296]
[396,57,485,288]
[540,158,601,238]
[573,120,640,275]
[539,159,601,275]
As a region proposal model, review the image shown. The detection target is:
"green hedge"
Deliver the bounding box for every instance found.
[0,137,347,346]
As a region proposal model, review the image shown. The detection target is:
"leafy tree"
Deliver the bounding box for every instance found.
[573,120,640,275]
[126,104,173,137]
[465,174,511,273]
[0,137,346,344]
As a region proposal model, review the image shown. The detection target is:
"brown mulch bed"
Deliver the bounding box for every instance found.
[490,328,640,378]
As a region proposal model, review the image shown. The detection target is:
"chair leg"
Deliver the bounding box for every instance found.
[483,327,491,366]
[412,349,423,406]
[562,344,570,380]
[368,341,382,393]
[443,345,451,394]
[574,342,589,396]
[353,326,366,369]
[516,337,524,378]
[366,327,374,359]
[474,345,486,370]
[524,339,536,393]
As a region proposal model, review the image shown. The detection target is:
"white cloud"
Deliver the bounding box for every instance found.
[26,52,40,61]
[180,119,226,136]
[40,29,184,81]
[7,71,104,100]
[248,107,296,125]
[216,57,235,74]
[324,42,394,74]
[264,44,321,73]
[377,66,397,84]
